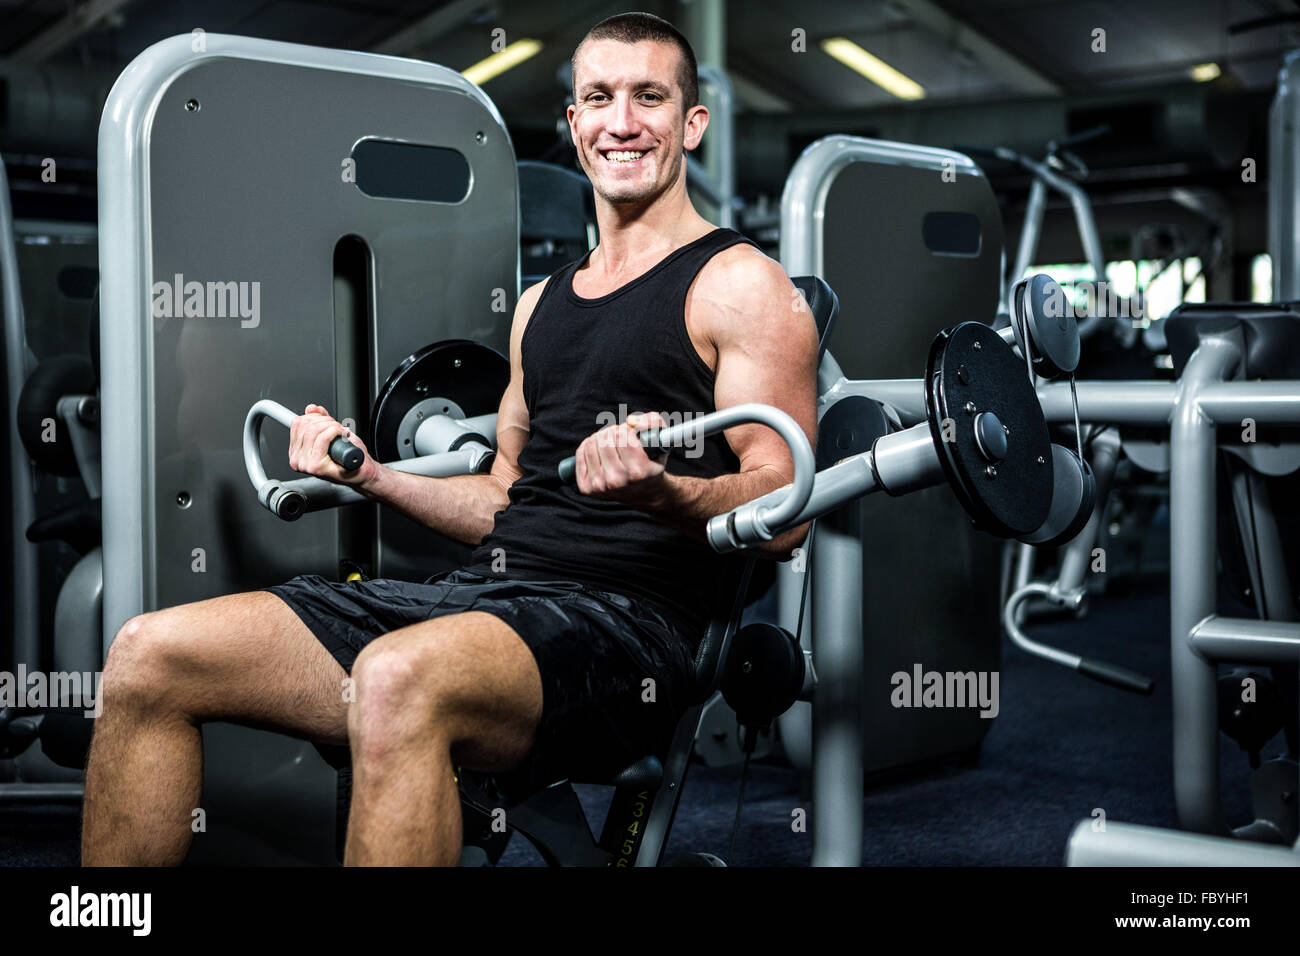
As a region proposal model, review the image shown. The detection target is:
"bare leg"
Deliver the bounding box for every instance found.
[345,611,543,866]
[82,591,348,866]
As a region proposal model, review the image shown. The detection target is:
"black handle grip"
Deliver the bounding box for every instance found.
[1077,657,1155,696]
[557,429,664,485]
[329,436,365,472]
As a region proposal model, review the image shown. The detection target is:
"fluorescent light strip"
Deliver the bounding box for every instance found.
[462,38,543,86]
[1190,62,1220,82]
[821,37,925,101]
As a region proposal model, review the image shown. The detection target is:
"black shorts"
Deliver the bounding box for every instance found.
[261,569,698,801]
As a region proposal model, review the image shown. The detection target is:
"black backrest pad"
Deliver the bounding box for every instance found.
[1165,301,1300,379]
[791,274,838,360]
[518,160,592,243]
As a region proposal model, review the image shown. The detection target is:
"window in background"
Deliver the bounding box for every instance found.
[1023,258,1201,327]
[1251,254,1272,302]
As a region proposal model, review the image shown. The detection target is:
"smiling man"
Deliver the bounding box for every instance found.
[81,11,818,867]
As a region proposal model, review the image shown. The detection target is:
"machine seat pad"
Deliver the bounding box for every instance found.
[1165,302,1300,380]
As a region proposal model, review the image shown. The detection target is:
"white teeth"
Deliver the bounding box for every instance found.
[605,150,644,163]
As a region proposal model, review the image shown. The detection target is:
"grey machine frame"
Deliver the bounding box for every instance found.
[779,133,1300,866]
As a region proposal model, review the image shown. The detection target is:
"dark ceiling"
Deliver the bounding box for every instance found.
[0,0,1294,245]
[2,0,1295,115]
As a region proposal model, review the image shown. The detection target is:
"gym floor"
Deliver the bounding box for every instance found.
[1,580,1266,866]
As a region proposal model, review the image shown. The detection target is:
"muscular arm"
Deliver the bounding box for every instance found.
[575,249,819,560]
[351,281,542,546]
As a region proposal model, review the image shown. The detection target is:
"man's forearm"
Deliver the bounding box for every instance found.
[358,466,509,546]
[641,467,808,560]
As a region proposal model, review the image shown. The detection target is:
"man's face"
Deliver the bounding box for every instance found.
[567,38,706,207]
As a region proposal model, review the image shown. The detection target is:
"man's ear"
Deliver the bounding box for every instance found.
[683,103,710,152]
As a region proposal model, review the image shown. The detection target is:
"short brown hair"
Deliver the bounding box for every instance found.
[572,12,699,114]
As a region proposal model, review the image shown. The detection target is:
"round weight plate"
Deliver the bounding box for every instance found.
[925,322,1054,537]
[1018,444,1097,547]
[721,623,805,727]
[1014,273,1080,379]
[371,340,508,463]
[816,395,892,470]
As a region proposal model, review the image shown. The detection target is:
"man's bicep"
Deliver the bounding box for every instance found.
[488,279,545,489]
[712,269,820,476]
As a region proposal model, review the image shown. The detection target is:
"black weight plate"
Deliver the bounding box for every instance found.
[722,622,805,727]
[1019,444,1097,547]
[925,322,1053,537]
[816,395,892,470]
[1014,274,1080,379]
[370,340,508,463]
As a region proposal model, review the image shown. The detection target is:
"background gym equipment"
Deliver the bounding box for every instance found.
[999,275,1154,695]
[773,134,1009,793]
[97,34,517,864]
[1,155,39,700]
[866,302,1300,856]
[957,126,1120,338]
[0,161,103,804]
[517,160,596,287]
[1001,427,1159,694]
[685,65,737,230]
[1032,309,1300,861]
[1271,50,1300,300]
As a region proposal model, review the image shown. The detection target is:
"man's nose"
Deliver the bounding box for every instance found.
[603,93,639,138]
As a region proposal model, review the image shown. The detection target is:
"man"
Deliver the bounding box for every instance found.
[81,11,818,866]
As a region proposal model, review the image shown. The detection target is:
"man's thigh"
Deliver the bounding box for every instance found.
[422,574,698,799]
[117,589,350,745]
[357,610,544,772]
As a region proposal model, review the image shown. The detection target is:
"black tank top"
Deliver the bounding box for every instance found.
[465,227,758,633]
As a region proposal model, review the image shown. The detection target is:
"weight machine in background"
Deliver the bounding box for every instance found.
[97,34,517,863]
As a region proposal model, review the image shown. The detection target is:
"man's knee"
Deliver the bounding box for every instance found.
[349,640,444,750]
[347,617,541,772]
[101,612,185,712]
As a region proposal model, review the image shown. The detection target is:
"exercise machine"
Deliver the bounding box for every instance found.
[98,33,517,863]
[242,277,834,867]
[0,157,102,804]
[775,134,1009,791]
[958,126,1116,336]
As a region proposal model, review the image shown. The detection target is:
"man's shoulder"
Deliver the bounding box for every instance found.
[696,240,789,294]
[690,238,797,325]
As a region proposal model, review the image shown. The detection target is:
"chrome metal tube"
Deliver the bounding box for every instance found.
[1067,819,1300,866]
[810,501,864,867]
[1037,380,1179,425]
[1189,616,1300,665]
[1170,333,1241,835]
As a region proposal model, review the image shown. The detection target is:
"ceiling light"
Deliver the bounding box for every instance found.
[463,38,543,86]
[821,37,925,100]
